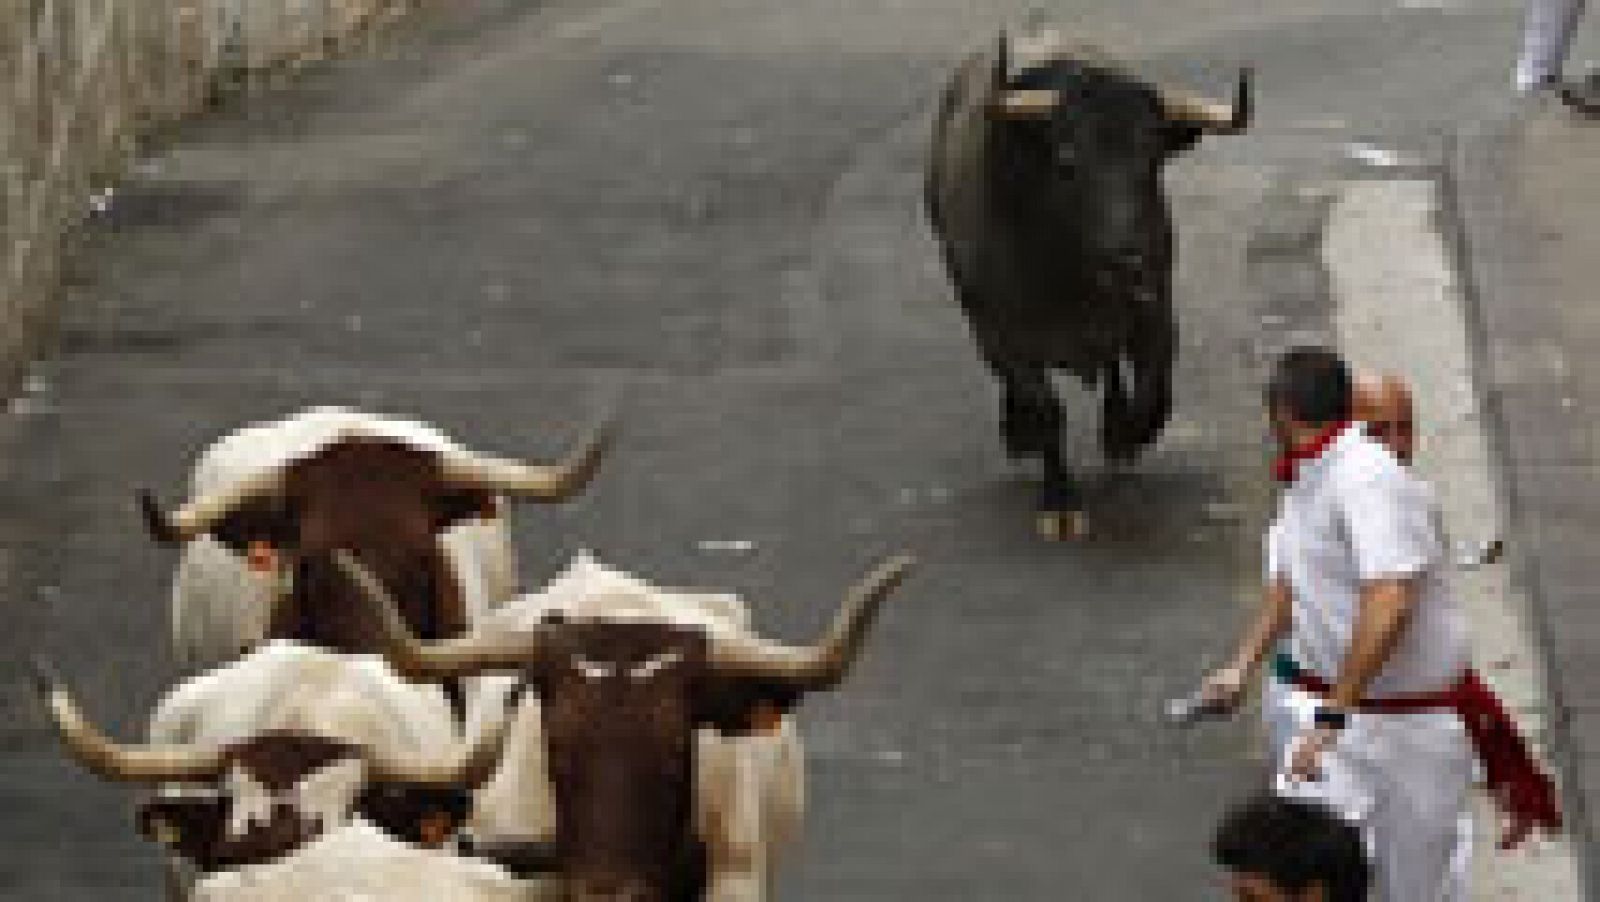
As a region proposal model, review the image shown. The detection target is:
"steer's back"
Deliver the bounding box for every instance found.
[190,818,536,902]
[147,641,460,757]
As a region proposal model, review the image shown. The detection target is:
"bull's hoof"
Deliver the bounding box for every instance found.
[1036,510,1090,541]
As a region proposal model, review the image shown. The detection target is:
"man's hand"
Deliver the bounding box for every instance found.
[1286,725,1341,783]
[1198,665,1248,713]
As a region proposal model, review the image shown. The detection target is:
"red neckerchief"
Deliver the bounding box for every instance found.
[1272,420,1351,484]
[1283,666,1561,849]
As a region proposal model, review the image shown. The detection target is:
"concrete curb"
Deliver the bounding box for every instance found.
[1441,100,1595,897]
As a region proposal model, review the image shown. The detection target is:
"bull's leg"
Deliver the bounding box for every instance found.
[1125,306,1176,451]
[1099,358,1140,463]
[994,361,1060,463]
[995,364,1087,539]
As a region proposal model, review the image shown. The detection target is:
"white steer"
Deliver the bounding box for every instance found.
[33,640,514,900]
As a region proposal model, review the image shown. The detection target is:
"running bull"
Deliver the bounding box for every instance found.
[925,30,1252,538]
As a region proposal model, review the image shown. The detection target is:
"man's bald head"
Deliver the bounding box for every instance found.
[1353,371,1415,464]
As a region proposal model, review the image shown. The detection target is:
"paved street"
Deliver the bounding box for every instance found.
[0,0,1580,898]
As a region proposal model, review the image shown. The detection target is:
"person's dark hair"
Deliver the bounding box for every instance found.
[1214,795,1369,902]
[1266,347,1352,425]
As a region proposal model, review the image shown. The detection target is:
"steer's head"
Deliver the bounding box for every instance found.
[139,417,613,653]
[30,659,508,872]
[984,30,1251,286]
[335,551,914,901]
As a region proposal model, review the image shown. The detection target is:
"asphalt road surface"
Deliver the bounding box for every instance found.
[0,0,1541,898]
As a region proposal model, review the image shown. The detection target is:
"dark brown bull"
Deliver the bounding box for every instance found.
[334,550,914,902]
[926,29,1251,538]
[139,419,612,661]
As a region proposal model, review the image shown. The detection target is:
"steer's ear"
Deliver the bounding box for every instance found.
[430,487,500,533]
[137,795,228,868]
[696,680,804,738]
[203,502,298,557]
[358,783,474,848]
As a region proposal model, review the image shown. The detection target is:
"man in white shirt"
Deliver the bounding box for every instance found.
[1200,348,1478,900]
[1260,370,1417,767]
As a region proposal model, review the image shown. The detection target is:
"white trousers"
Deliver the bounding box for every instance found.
[1272,685,1474,902]
[1516,0,1589,89]
[1262,671,1297,767]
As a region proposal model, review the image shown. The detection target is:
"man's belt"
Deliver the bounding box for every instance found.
[1273,653,1458,712]
[1273,653,1561,849]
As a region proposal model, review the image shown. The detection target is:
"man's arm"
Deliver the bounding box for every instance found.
[1231,577,1293,677]
[1201,577,1292,707]
[1327,577,1418,711]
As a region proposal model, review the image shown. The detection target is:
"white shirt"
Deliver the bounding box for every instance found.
[1266,426,1470,695]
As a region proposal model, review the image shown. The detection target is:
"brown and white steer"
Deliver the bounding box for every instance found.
[138,406,612,671]
[33,640,518,901]
[336,550,914,902]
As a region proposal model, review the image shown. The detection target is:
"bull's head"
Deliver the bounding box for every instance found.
[138,416,613,652]
[984,30,1251,287]
[30,658,508,871]
[335,551,913,901]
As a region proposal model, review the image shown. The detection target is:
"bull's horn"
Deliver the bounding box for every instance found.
[710,555,915,691]
[1161,66,1252,133]
[989,89,1059,120]
[333,551,539,680]
[147,468,286,543]
[438,414,615,502]
[367,712,511,789]
[30,658,226,783]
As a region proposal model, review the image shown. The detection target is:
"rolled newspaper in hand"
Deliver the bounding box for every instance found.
[1164,689,1235,727]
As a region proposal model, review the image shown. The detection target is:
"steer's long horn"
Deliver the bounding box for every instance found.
[143,467,287,543]
[30,658,226,783]
[438,414,615,502]
[367,710,511,789]
[333,551,540,680]
[1160,66,1252,132]
[709,555,916,691]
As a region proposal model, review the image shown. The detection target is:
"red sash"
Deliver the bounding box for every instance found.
[1285,666,1561,849]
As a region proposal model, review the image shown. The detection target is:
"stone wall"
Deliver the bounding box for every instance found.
[0,0,409,389]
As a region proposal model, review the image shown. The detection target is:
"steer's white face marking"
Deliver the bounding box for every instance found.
[222,758,366,840]
[572,657,615,681]
[570,650,683,682]
[628,650,682,681]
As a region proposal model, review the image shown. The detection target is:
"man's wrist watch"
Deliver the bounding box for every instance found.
[1312,705,1349,731]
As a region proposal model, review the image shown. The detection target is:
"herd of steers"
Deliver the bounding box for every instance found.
[29,25,1257,902]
